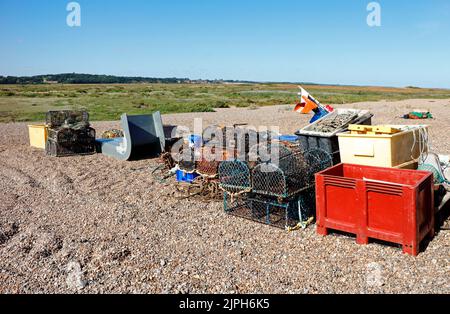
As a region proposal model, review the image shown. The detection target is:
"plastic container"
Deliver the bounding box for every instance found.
[176,169,199,183]
[337,125,428,169]
[28,124,48,149]
[278,135,299,143]
[315,163,434,256]
[296,133,341,164]
[296,109,373,165]
[298,109,373,137]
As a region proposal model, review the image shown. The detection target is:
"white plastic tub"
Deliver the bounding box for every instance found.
[337,125,429,169]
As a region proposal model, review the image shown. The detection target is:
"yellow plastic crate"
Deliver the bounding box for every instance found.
[337,125,428,169]
[28,124,48,149]
[348,124,401,135]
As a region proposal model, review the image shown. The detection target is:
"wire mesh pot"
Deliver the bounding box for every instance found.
[224,188,315,229]
[47,127,96,144]
[45,110,95,157]
[304,148,333,181]
[45,138,96,157]
[257,130,279,144]
[46,110,90,128]
[203,125,232,148]
[203,125,259,155]
[251,151,311,199]
[196,146,231,177]
[248,142,294,164]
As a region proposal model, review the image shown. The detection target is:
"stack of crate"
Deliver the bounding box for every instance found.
[45,110,96,157]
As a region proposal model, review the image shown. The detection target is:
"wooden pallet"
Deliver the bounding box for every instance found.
[349,124,401,135]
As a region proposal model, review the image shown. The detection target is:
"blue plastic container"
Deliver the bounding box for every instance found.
[310,107,330,123]
[279,135,299,143]
[176,169,199,183]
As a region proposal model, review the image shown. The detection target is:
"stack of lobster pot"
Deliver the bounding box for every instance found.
[173,125,258,200]
[219,139,333,231]
[45,110,96,157]
[196,125,254,177]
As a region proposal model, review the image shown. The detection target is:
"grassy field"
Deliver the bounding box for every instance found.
[1,83,450,122]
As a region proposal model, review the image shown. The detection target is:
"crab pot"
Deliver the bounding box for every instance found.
[46,127,96,157]
[203,125,260,155]
[45,137,96,157]
[248,142,294,162]
[218,160,252,194]
[250,145,334,199]
[251,150,312,198]
[304,148,334,178]
[224,189,315,229]
[47,127,96,144]
[196,159,220,177]
[195,146,232,177]
[45,110,96,157]
[234,127,259,159]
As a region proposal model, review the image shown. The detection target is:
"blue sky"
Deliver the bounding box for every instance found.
[0,0,449,88]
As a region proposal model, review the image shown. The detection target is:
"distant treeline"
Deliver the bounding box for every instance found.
[0,73,318,86]
[0,73,200,84]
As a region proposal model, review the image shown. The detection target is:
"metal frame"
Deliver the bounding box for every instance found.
[218,160,252,194]
[224,189,315,230]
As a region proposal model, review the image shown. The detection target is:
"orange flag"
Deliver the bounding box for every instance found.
[294,87,318,114]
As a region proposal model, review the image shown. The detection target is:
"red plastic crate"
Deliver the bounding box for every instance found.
[315,164,434,256]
